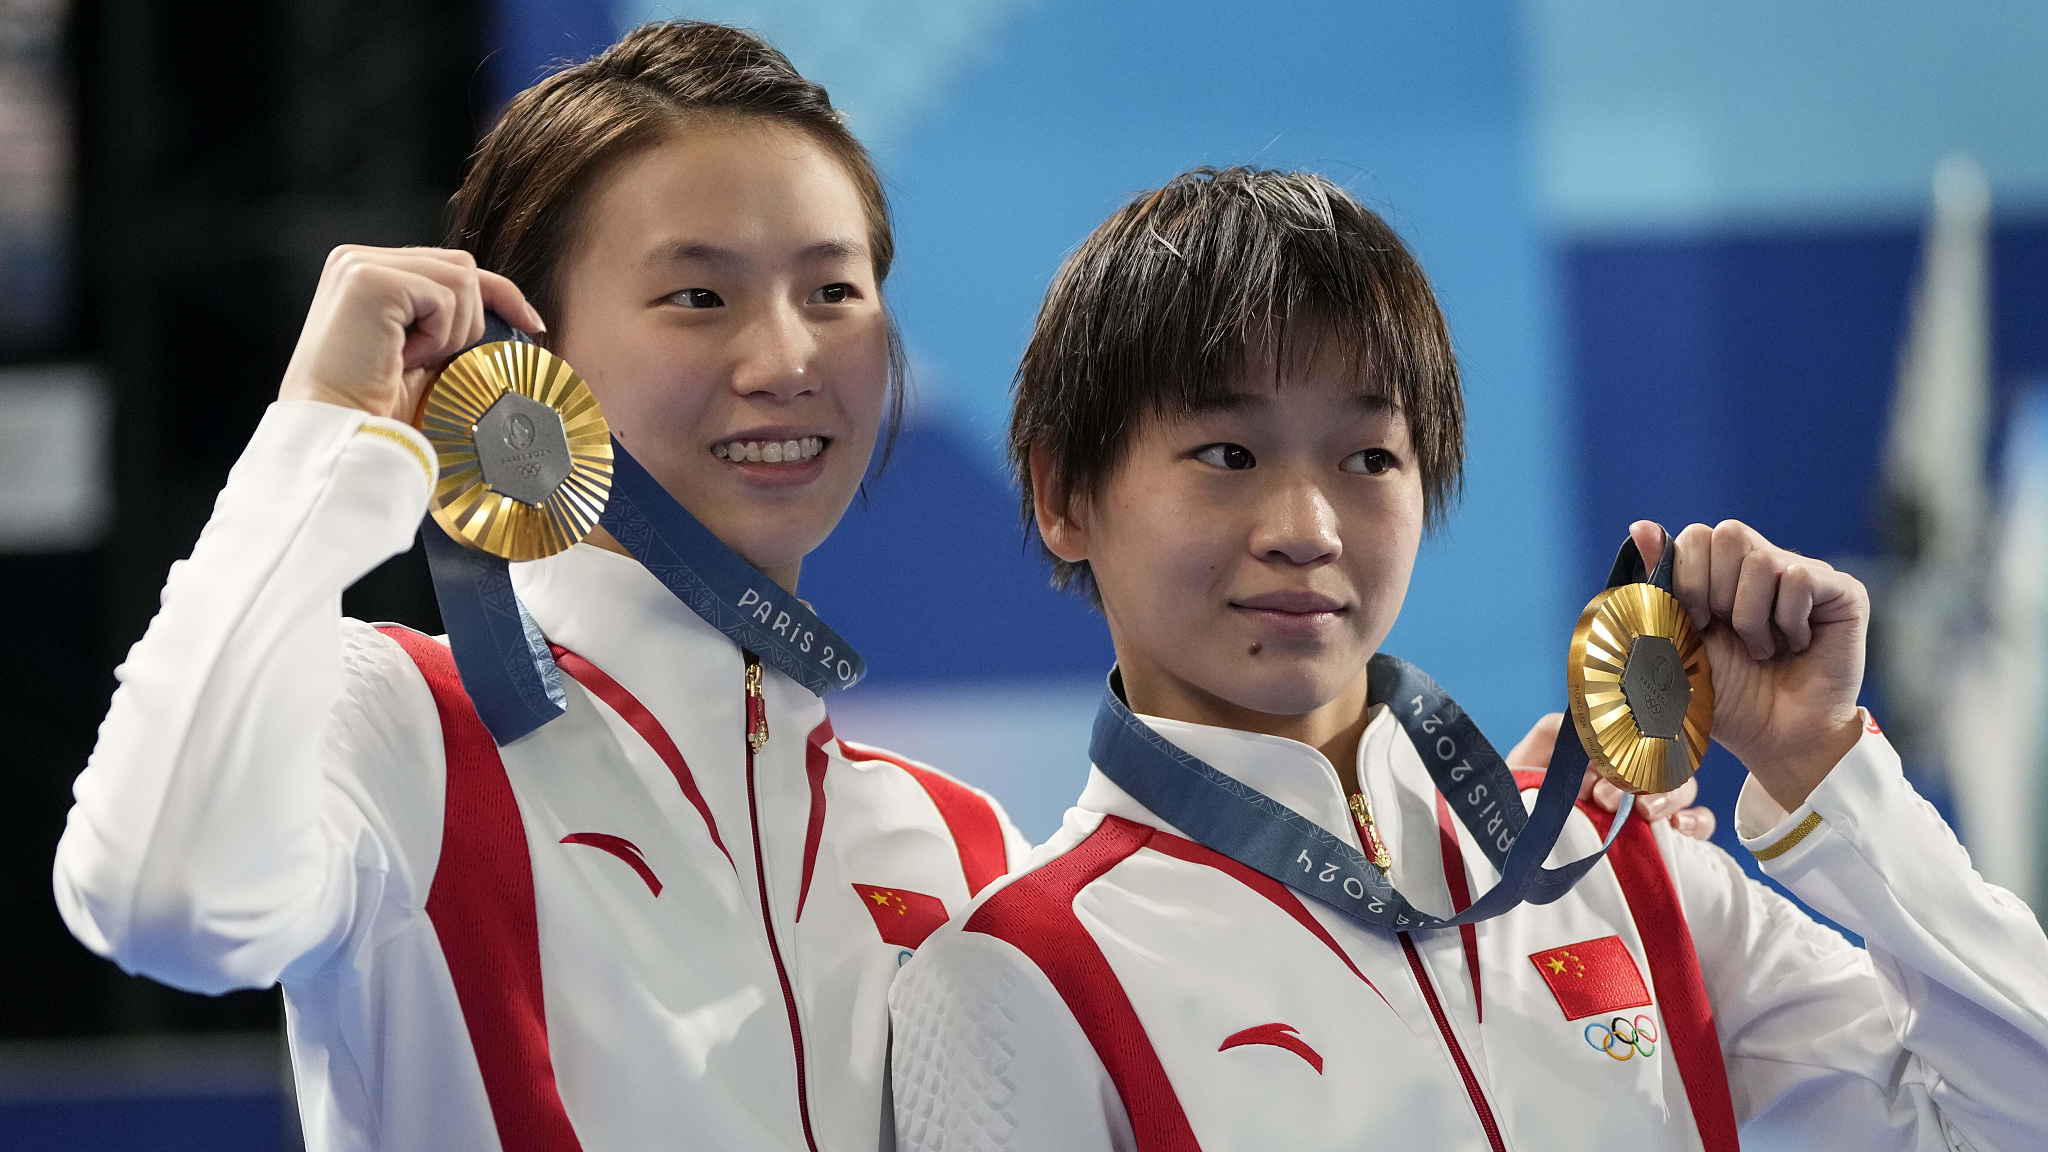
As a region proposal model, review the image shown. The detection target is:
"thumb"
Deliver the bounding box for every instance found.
[1629,520,1667,571]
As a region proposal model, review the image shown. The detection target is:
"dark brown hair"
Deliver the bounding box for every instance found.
[444,20,905,445]
[1010,166,1465,600]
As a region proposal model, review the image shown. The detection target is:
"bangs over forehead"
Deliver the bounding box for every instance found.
[1010,166,1465,599]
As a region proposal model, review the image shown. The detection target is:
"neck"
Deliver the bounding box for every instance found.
[1118,658,1376,797]
[583,525,803,594]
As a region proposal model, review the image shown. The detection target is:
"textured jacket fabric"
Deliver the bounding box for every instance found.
[890,704,2048,1152]
[53,401,1027,1152]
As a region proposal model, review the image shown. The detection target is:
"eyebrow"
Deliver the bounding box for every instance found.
[641,237,869,269]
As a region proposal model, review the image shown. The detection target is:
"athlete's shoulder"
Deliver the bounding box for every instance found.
[899,807,1129,1006]
[320,618,433,721]
[324,620,452,816]
[835,737,1029,881]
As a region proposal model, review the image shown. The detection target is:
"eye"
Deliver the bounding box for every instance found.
[808,283,856,304]
[1193,443,1256,471]
[1341,448,1397,475]
[669,288,724,309]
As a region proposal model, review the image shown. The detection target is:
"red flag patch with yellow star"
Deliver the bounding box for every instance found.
[1528,935,1652,1020]
[850,883,949,949]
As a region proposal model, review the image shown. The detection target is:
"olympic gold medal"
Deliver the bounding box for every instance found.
[1566,582,1714,795]
[418,340,612,561]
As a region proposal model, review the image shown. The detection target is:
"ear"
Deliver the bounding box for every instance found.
[1029,445,1090,564]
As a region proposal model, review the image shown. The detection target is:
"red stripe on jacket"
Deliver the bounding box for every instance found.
[1584,796,1740,1152]
[964,815,1200,1152]
[839,740,1007,896]
[379,626,584,1152]
[549,643,732,872]
[796,718,835,919]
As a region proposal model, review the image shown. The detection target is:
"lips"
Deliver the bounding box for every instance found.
[1230,590,1350,641]
[1232,590,1348,615]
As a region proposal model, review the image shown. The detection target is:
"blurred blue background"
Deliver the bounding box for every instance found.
[6,1,2047,1145]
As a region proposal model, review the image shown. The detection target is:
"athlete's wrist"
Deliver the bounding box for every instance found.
[1736,713,1864,812]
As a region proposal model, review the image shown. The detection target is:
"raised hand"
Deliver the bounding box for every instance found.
[278,245,545,422]
[1633,519,1868,811]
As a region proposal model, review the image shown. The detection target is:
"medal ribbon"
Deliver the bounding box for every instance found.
[1090,536,1674,931]
[420,318,865,745]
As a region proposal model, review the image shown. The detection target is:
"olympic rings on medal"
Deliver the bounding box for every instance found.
[1583,1014,1659,1061]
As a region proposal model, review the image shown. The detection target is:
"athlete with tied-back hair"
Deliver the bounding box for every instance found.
[53,22,1028,1152]
[890,167,2048,1152]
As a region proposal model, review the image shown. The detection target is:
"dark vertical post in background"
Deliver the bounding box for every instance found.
[0,0,483,1040]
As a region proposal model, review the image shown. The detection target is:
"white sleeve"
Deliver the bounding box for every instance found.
[52,400,444,995]
[1667,715,2048,1152]
[890,925,1132,1152]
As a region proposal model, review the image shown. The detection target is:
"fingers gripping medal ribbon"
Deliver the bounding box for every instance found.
[1089,531,1713,932]
[415,313,865,746]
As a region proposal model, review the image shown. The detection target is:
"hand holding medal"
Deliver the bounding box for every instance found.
[279,245,548,424]
[1629,518,1871,812]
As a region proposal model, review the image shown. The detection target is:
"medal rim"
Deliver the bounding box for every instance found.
[419,340,613,561]
[1565,582,1714,795]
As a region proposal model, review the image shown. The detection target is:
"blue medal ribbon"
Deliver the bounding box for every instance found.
[1090,536,1674,931]
[418,316,865,745]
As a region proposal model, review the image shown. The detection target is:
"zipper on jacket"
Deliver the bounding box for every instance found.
[743,651,819,1152]
[1348,790,1393,871]
[1400,932,1506,1152]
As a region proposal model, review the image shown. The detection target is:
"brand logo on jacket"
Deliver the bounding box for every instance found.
[1218,1022,1324,1074]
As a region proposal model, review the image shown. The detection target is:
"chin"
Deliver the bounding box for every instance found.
[1205,661,1352,720]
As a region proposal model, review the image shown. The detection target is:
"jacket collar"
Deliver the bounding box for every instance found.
[512,543,731,663]
[1076,700,1453,908]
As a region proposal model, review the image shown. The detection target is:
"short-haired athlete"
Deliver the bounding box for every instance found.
[889,168,2048,1151]
[53,22,1024,1152]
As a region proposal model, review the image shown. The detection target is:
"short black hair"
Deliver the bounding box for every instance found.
[1009,166,1465,601]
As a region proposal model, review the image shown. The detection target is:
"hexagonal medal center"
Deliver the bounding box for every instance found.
[1621,633,1690,740]
[473,392,571,507]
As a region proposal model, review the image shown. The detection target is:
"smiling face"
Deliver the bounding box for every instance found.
[552,119,891,589]
[1038,344,1426,741]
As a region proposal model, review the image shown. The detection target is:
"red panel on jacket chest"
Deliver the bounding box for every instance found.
[1527,935,1653,1020]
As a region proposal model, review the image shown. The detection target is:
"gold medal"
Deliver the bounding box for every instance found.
[417,339,612,561]
[1566,582,1713,794]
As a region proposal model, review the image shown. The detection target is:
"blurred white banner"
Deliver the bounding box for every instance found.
[0,364,110,552]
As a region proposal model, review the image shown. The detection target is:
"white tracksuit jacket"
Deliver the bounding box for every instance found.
[890,704,2048,1152]
[52,401,1027,1152]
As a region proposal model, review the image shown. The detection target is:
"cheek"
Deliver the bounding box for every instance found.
[1351,493,1425,606]
[825,315,893,436]
[1096,487,1233,603]
[576,332,719,442]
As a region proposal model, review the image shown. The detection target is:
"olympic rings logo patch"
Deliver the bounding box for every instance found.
[1583,1014,1659,1060]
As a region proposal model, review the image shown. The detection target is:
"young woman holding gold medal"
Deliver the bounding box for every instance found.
[52,21,1027,1152]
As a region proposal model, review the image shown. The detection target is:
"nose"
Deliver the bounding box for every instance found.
[729,299,818,402]
[1248,471,1342,567]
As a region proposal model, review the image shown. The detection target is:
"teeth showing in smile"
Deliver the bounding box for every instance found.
[712,436,825,464]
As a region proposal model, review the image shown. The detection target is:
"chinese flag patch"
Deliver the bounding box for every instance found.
[851,883,949,949]
[1528,935,1652,1020]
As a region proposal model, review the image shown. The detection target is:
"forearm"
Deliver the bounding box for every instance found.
[1737,717,2048,1150]
[54,401,432,991]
